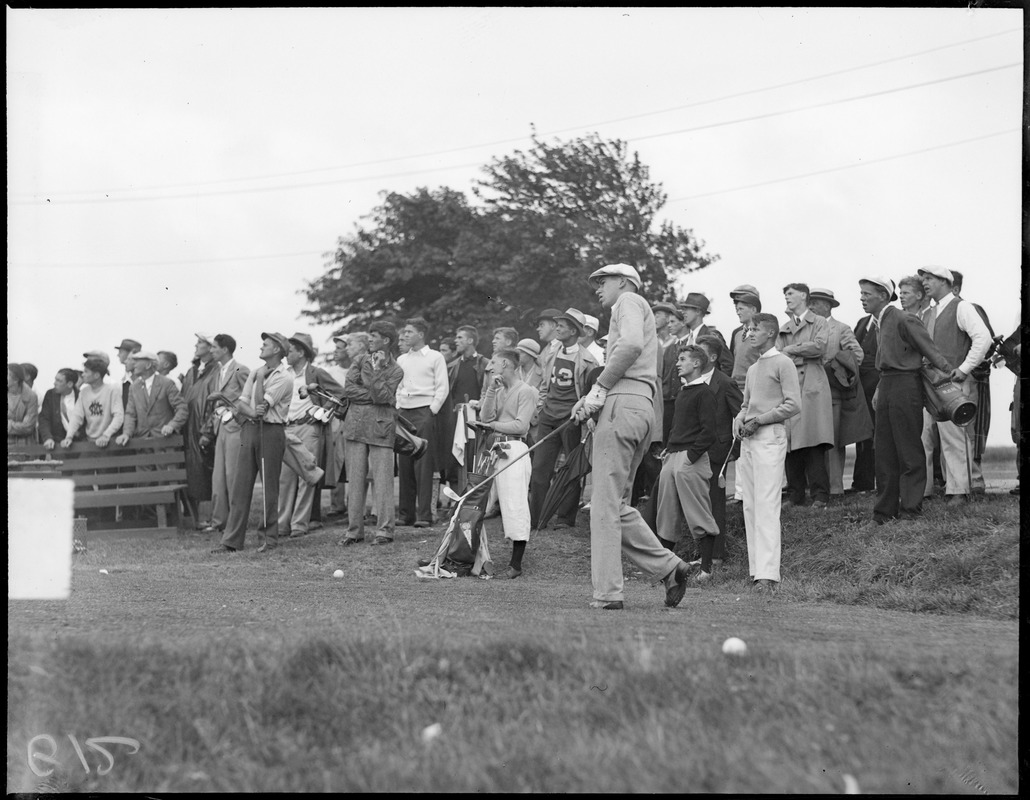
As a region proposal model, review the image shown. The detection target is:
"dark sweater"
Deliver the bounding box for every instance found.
[874,305,951,374]
[666,382,717,464]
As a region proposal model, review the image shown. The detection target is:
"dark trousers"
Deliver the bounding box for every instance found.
[785,445,830,504]
[221,421,286,550]
[398,406,437,524]
[852,370,879,491]
[873,372,926,521]
[709,471,727,559]
[662,398,676,445]
[528,411,581,529]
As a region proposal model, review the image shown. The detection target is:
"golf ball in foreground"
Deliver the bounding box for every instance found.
[333,569,344,579]
[722,637,747,656]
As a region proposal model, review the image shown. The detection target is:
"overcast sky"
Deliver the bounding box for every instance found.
[7,7,1023,444]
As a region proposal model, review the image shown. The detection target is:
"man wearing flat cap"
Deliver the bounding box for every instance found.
[530,308,599,533]
[216,332,295,553]
[651,302,682,350]
[573,264,696,611]
[579,314,606,366]
[807,289,871,498]
[917,267,992,506]
[115,351,187,444]
[181,333,221,526]
[858,276,951,524]
[277,332,344,539]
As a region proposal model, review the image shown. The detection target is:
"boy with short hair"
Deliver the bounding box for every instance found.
[656,345,721,580]
[732,313,801,594]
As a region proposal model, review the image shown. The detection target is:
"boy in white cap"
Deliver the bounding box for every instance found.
[573,264,696,610]
[579,314,606,366]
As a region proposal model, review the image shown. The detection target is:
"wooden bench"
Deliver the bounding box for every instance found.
[7,436,189,534]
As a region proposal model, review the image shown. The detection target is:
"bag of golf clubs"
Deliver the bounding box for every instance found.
[394,413,428,459]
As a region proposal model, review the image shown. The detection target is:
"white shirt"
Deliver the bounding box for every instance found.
[143,374,156,396]
[287,363,315,420]
[218,357,237,387]
[930,293,992,375]
[396,345,449,414]
[700,369,714,385]
[61,391,76,424]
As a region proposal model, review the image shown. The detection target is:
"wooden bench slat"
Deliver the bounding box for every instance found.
[8,435,186,459]
[69,469,188,488]
[73,485,186,509]
[54,452,186,471]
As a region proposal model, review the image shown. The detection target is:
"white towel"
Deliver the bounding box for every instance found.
[452,404,477,465]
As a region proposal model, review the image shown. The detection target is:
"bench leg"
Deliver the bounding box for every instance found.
[157,504,168,528]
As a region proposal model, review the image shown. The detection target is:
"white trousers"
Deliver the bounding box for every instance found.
[922,411,981,496]
[490,441,532,541]
[739,423,787,582]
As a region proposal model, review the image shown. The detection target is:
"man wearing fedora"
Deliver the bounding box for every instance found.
[115,351,187,444]
[574,264,695,611]
[917,267,992,505]
[676,293,733,375]
[277,332,344,539]
[216,332,295,553]
[181,333,221,527]
[530,308,599,532]
[858,277,951,524]
[198,334,251,534]
[807,289,871,498]
[778,284,835,509]
[654,301,685,444]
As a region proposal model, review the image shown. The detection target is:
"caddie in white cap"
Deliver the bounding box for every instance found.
[574,264,696,610]
[916,265,993,505]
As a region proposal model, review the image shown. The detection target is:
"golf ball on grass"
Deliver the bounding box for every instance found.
[722,637,747,656]
[333,569,344,579]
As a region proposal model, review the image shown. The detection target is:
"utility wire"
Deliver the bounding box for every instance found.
[12,27,1020,200]
[666,128,1019,203]
[10,249,326,270]
[14,61,1018,207]
[630,62,1019,144]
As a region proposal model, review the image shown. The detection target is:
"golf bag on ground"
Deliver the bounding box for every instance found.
[415,471,494,579]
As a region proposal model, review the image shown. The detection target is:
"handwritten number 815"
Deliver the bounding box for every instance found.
[28,734,140,777]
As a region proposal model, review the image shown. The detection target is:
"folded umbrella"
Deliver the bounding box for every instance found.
[538,433,593,529]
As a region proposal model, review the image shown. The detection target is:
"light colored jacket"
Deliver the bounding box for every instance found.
[778,310,834,449]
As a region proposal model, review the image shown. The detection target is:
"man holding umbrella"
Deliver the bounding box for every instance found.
[214,332,294,553]
[573,264,696,611]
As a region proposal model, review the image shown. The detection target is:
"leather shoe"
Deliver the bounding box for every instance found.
[308,521,323,531]
[664,561,694,608]
[498,566,522,579]
[946,495,967,507]
[340,537,363,546]
[210,545,237,553]
[256,543,276,553]
[370,536,393,545]
[753,578,777,594]
[589,600,624,610]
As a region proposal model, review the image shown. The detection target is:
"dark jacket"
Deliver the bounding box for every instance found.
[705,368,744,468]
[38,387,79,444]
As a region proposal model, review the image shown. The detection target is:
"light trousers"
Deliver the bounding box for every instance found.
[922,410,980,497]
[344,439,395,540]
[739,422,787,582]
[590,394,681,603]
[278,422,322,535]
[210,423,243,529]
[488,440,532,541]
[656,450,719,543]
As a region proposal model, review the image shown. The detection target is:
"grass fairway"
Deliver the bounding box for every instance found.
[7,461,1019,793]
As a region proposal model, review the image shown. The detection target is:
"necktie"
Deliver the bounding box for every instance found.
[924,306,937,337]
[61,396,70,423]
[254,369,265,419]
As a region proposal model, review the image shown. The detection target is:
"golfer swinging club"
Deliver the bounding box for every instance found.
[214,332,294,554]
[572,264,696,610]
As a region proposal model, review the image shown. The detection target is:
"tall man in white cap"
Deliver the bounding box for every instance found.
[181,333,220,527]
[917,267,992,505]
[807,289,870,498]
[530,308,598,532]
[858,277,951,524]
[215,332,294,553]
[573,264,695,611]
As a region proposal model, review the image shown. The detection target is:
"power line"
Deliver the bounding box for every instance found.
[14,61,1018,208]
[666,129,1020,203]
[12,27,1020,200]
[630,62,1019,144]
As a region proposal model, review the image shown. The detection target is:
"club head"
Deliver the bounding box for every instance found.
[441,485,462,503]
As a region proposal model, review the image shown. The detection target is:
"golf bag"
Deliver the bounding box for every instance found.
[415,471,494,579]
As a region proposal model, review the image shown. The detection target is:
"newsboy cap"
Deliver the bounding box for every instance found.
[83,349,112,366]
[194,333,216,346]
[859,275,898,302]
[260,331,291,357]
[582,314,601,333]
[917,266,955,285]
[588,263,642,290]
[651,302,683,320]
[132,350,159,363]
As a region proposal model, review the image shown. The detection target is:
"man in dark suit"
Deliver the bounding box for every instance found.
[115,351,188,442]
[441,324,489,493]
[39,368,81,450]
[662,293,733,393]
[850,311,880,493]
[696,336,744,567]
